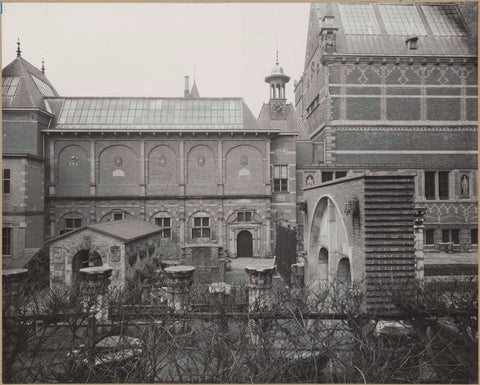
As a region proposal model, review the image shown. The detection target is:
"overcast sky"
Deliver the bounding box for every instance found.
[2,3,310,117]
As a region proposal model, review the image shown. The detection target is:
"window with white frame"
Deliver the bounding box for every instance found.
[155,217,172,239]
[273,165,288,192]
[237,211,253,222]
[59,216,83,235]
[425,171,449,200]
[192,217,211,239]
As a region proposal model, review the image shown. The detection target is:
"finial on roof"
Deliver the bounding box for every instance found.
[16,38,21,58]
[193,66,196,82]
[41,59,45,75]
[276,39,279,65]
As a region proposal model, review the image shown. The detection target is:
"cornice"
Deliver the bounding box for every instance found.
[320,54,477,66]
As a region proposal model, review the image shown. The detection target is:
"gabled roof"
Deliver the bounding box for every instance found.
[47,219,164,244]
[45,96,265,132]
[2,56,59,110]
[257,103,308,139]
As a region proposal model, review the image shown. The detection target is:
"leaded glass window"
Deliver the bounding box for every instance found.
[31,75,55,96]
[379,5,427,36]
[338,4,381,35]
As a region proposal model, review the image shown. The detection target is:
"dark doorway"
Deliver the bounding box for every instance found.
[71,249,103,296]
[237,230,253,258]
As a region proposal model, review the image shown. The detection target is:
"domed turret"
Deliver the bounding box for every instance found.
[265,48,290,100]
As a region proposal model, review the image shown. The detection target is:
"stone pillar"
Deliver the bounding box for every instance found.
[209,282,232,333]
[2,269,28,315]
[414,225,425,280]
[79,266,112,322]
[164,265,195,313]
[245,266,276,312]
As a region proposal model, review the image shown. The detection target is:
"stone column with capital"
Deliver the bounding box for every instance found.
[245,266,276,312]
[3,269,28,315]
[79,266,112,322]
[414,225,425,280]
[164,265,195,314]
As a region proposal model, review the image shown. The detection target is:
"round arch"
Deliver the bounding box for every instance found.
[236,230,253,258]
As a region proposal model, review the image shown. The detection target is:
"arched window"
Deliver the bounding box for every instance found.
[191,212,212,239]
[337,258,351,284]
[318,247,329,281]
[151,212,173,239]
[59,213,84,235]
[100,209,134,222]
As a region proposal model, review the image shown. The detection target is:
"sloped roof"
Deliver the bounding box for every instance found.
[46,96,265,132]
[47,219,163,245]
[189,81,200,98]
[2,56,59,110]
[257,103,308,139]
[305,2,476,66]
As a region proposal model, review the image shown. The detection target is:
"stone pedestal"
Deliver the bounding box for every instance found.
[414,225,425,280]
[79,266,112,322]
[209,282,232,333]
[164,265,195,313]
[2,269,28,315]
[245,266,276,312]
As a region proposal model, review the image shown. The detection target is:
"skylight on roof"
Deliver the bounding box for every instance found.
[57,98,243,127]
[422,4,467,37]
[31,74,55,97]
[379,4,427,36]
[338,4,381,35]
[2,77,20,96]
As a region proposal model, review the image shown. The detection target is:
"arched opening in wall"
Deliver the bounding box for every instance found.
[337,258,351,284]
[237,230,253,258]
[318,247,329,281]
[71,249,103,296]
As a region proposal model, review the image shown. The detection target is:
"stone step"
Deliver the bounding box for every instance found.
[366,211,415,216]
[365,204,414,210]
[366,247,415,253]
[365,240,415,246]
[365,178,414,183]
[365,227,413,232]
[366,197,415,203]
[366,259,415,265]
[365,184,415,190]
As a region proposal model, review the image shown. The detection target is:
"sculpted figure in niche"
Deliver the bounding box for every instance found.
[461,174,469,197]
[113,156,125,177]
[159,155,167,166]
[306,175,314,186]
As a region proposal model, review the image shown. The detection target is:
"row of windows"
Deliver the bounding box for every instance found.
[424,171,472,200]
[424,228,477,246]
[57,210,255,238]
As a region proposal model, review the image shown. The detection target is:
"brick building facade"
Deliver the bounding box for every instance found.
[294,2,478,254]
[2,51,299,269]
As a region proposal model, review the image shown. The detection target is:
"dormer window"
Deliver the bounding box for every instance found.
[406,36,418,50]
[323,16,334,25]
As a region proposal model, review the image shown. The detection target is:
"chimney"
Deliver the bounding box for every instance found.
[184,76,190,98]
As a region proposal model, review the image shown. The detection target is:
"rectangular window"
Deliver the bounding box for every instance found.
[2,227,11,256]
[192,217,210,239]
[3,169,10,194]
[451,229,460,245]
[425,229,435,245]
[113,213,124,221]
[335,171,348,179]
[422,4,467,37]
[438,171,449,200]
[273,165,288,192]
[237,211,253,222]
[425,171,449,200]
[322,171,333,183]
[441,229,450,243]
[425,171,435,200]
[471,229,478,245]
[155,217,172,239]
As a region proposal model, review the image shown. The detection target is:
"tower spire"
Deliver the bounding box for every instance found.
[16,38,21,58]
[276,39,279,65]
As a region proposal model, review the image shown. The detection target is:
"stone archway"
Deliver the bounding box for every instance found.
[237,230,253,258]
[71,249,103,295]
[337,258,351,284]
